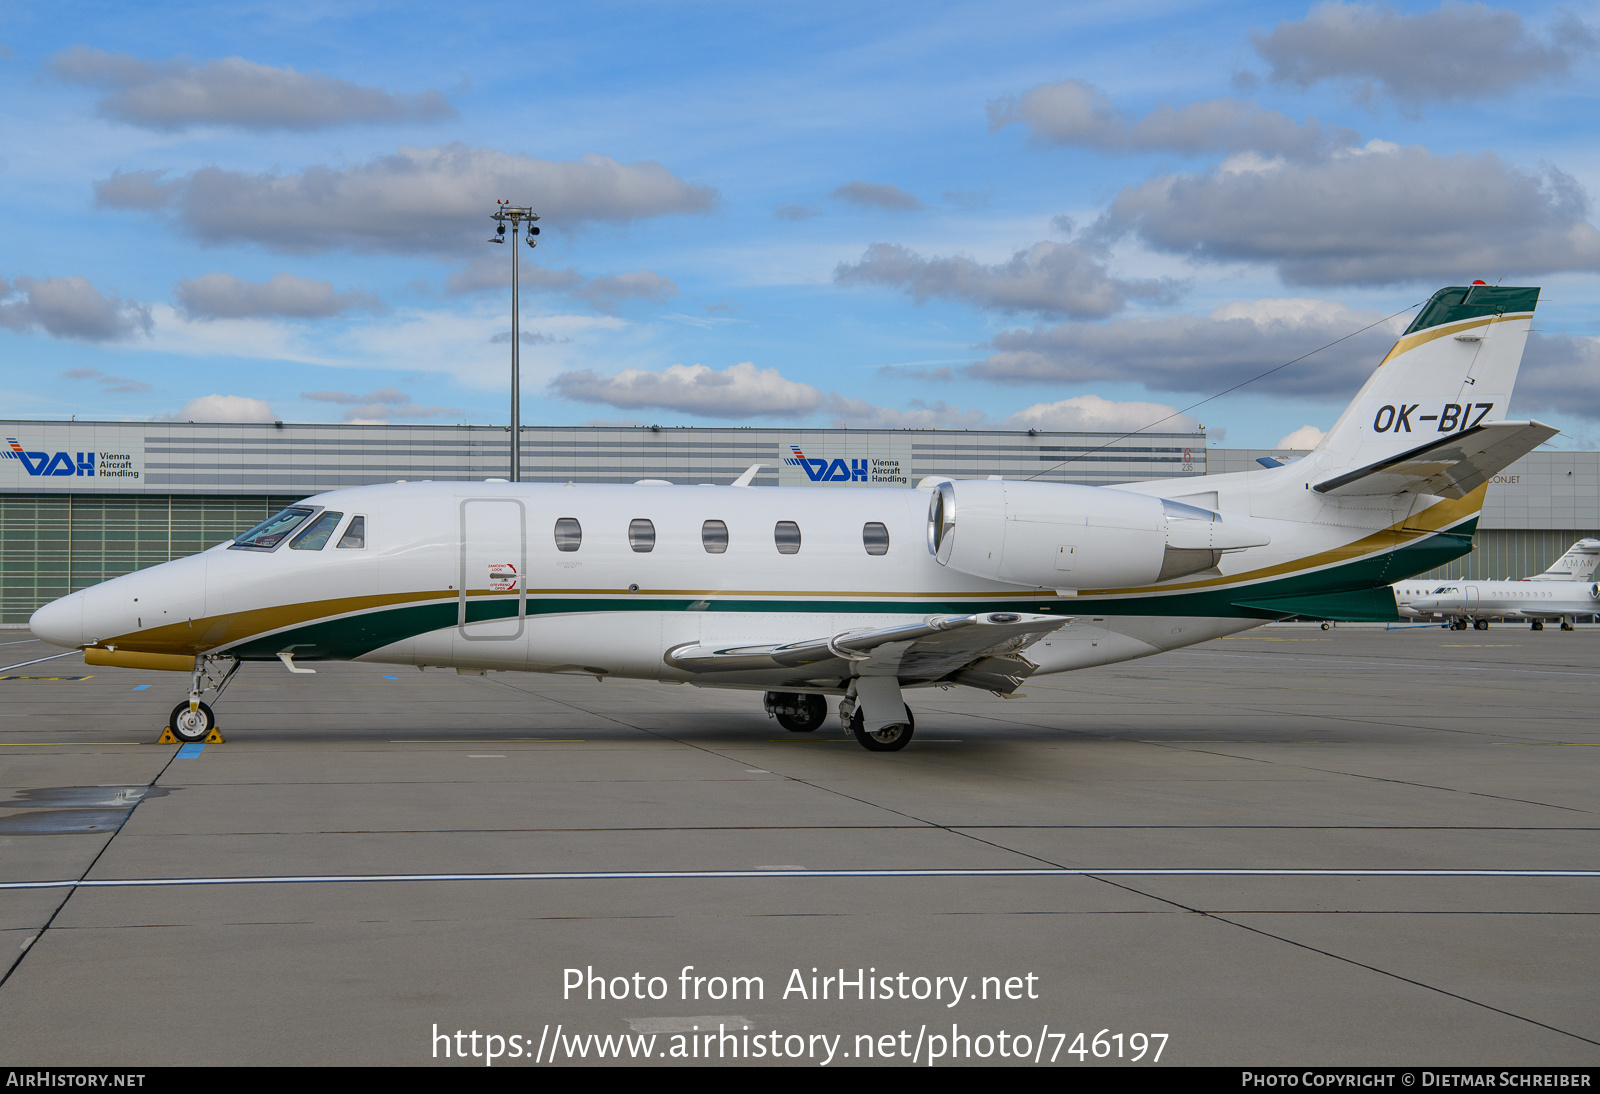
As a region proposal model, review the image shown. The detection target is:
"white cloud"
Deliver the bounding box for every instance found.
[156,394,276,423]
[551,361,823,418]
[833,181,921,212]
[834,240,1178,319]
[1094,143,1600,286]
[175,272,381,319]
[52,47,456,130]
[0,274,151,341]
[824,396,988,429]
[1250,2,1594,109]
[988,79,1356,159]
[969,297,1405,399]
[1002,394,1197,433]
[61,366,151,394]
[300,386,459,423]
[95,143,716,255]
[1276,424,1326,449]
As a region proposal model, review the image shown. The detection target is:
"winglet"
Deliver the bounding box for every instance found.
[732,463,762,487]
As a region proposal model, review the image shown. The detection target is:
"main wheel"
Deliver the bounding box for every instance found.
[169,701,215,743]
[1532,620,1544,631]
[850,705,915,752]
[772,693,827,733]
[1474,619,1490,630]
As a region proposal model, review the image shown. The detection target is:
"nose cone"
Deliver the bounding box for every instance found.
[30,590,85,648]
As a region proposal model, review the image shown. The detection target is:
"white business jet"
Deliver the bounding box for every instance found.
[31,285,1557,750]
[1394,539,1600,630]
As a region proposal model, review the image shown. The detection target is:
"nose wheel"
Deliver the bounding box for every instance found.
[169,700,216,743]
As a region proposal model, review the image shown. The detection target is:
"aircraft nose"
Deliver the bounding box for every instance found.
[30,590,85,648]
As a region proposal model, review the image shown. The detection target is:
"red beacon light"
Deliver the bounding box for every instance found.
[1472,280,1487,285]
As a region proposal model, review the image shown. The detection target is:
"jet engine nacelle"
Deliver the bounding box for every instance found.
[926,479,1271,590]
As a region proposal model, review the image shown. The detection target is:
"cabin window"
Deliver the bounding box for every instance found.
[863,522,890,555]
[774,521,801,555]
[702,519,729,554]
[629,518,656,553]
[554,517,583,552]
[290,511,344,551]
[336,515,366,549]
[230,507,314,551]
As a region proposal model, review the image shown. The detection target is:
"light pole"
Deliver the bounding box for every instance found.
[487,200,540,481]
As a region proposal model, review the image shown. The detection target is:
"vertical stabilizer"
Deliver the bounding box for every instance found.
[1529,538,1600,582]
[1313,286,1538,475]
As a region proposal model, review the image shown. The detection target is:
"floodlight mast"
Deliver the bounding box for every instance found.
[487,201,541,481]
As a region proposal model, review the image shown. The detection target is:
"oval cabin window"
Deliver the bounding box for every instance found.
[701,519,729,554]
[774,521,801,555]
[863,522,889,556]
[629,518,656,553]
[554,517,582,553]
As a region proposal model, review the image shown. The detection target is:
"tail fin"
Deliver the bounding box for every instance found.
[1530,539,1600,582]
[1315,285,1539,470]
[1307,285,1556,498]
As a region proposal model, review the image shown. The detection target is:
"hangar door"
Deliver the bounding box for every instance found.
[459,498,526,640]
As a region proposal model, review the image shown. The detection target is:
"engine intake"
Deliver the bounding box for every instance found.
[927,479,1270,590]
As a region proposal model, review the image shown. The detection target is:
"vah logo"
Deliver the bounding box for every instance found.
[783,446,868,482]
[3,439,139,479]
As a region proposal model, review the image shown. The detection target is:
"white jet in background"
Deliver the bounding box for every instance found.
[1395,539,1600,630]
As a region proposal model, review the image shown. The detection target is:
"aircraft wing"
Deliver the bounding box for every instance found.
[1313,420,1558,499]
[664,611,1066,693]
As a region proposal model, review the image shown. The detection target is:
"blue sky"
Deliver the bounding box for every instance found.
[3,0,1599,448]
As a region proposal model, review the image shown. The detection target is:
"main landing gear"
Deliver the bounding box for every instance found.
[849,706,916,752]
[167,655,240,743]
[764,692,827,733]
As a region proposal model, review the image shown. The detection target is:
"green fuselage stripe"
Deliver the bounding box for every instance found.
[222,528,1473,661]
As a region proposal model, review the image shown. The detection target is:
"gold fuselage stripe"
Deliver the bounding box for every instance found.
[95,489,1482,654]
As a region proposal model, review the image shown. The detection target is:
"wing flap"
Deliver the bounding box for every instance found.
[663,611,1066,686]
[1313,420,1558,498]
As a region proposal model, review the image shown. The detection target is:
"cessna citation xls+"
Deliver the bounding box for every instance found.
[31,285,1556,750]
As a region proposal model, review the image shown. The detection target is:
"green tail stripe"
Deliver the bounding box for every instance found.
[1404,285,1538,335]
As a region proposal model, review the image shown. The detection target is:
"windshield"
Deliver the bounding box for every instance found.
[230,507,315,551]
[290,511,344,551]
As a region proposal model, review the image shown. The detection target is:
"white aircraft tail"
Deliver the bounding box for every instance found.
[1530,539,1600,582]
[1306,286,1556,500]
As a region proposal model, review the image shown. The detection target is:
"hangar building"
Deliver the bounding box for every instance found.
[1,420,1592,625]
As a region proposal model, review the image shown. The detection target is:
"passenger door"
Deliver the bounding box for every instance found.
[459,498,526,640]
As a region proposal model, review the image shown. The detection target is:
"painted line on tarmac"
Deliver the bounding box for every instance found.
[0,651,81,673]
[3,867,1597,891]
[1179,650,1600,679]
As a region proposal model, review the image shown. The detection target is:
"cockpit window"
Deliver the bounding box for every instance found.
[336,515,366,549]
[290,511,344,551]
[230,507,314,551]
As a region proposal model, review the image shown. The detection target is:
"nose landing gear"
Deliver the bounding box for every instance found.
[164,655,240,743]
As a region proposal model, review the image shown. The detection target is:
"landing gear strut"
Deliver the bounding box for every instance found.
[168,655,240,743]
[764,692,827,732]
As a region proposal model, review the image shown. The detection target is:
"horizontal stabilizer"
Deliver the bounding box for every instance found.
[1313,420,1557,499]
[1232,588,1401,623]
[665,611,1065,689]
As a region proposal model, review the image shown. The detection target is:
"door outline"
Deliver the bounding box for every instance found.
[459,498,527,641]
